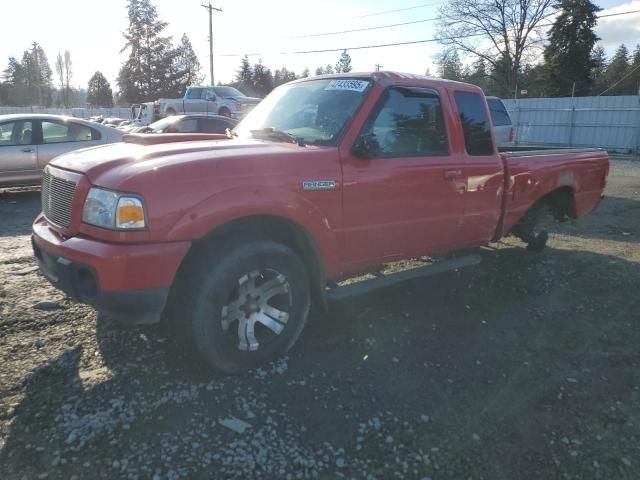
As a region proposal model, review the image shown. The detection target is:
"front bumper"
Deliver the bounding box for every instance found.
[32,217,191,323]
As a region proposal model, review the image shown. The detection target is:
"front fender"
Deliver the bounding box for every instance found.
[164,184,342,276]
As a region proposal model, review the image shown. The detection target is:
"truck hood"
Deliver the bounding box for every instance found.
[49,137,314,187]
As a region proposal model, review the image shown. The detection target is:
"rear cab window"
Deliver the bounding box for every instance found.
[454,91,494,156]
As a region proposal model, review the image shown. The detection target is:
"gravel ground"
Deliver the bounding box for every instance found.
[0,160,639,480]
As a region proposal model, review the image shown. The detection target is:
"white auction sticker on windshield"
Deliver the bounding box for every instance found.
[325,80,370,92]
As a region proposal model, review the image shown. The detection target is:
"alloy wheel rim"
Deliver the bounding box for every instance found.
[221,269,291,351]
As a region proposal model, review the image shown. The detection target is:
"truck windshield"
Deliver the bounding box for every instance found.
[234,78,372,146]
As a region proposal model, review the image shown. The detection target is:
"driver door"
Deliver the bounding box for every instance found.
[340,86,466,269]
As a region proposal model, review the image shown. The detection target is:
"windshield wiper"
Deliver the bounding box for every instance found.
[250,127,306,147]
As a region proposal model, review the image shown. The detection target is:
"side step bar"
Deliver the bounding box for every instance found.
[326,254,482,301]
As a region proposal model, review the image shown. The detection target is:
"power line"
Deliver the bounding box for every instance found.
[351,2,442,19]
[283,9,640,41]
[284,17,437,39]
[598,62,640,96]
[219,34,485,58]
[219,9,640,58]
[596,9,640,18]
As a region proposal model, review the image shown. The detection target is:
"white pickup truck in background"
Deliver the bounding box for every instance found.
[124,86,261,131]
[159,86,261,118]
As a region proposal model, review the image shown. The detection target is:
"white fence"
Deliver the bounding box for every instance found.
[0,106,133,119]
[503,95,640,154]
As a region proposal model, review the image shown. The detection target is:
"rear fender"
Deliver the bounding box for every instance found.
[502,169,577,236]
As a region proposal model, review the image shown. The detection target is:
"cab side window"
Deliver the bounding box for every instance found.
[0,120,34,146]
[187,88,203,99]
[454,91,494,155]
[362,87,448,157]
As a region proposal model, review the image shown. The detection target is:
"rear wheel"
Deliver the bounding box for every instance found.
[511,202,550,251]
[165,108,176,116]
[219,107,231,117]
[173,240,310,373]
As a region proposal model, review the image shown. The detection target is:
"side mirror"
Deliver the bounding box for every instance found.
[352,133,380,159]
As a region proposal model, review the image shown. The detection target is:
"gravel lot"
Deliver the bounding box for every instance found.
[1,159,639,480]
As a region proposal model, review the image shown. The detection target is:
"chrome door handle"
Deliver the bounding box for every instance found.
[443,169,462,180]
[21,147,33,153]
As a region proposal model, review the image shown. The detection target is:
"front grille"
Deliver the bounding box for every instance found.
[42,168,77,228]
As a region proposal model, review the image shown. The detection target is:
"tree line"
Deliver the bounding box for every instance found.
[435,0,640,97]
[230,50,353,97]
[0,0,202,107]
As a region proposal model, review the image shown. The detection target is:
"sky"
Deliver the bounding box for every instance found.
[1,0,639,92]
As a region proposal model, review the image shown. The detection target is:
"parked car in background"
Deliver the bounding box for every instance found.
[0,114,123,187]
[135,114,237,134]
[486,96,515,147]
[158,86,261,119]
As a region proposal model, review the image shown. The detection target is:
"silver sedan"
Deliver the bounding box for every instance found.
[0,114,124,187]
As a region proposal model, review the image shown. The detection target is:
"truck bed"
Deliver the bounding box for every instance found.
[499,146,609,237]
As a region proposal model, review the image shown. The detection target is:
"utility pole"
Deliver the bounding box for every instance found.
[374,63,383,72]
[201,2,222,85]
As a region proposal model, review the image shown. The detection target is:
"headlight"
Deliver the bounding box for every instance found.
[82,187,146,230]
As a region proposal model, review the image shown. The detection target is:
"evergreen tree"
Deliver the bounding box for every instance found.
[602,44,631,95]
[21,43,53,106]
[542,0,601,96]
[435,50,463,81]
[518,64,546,97]
[464,58,490,92]
[169,34,203,96]
[630,44,640,95]
[235,55,253,89]
[273,67,296,87]
[117,0,176,102]
[252,60,273,96]
[335,50,352,73]
[87,71,114,107]
[301,67,310,78]
[314,66,325,76]
[324,64,335,75]
[1,56,29,105]
[590,45,607,95]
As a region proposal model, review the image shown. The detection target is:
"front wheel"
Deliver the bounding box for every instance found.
[219,107,231,117]
[175,241,310,373]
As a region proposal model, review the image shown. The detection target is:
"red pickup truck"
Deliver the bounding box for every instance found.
[32,72,608,372]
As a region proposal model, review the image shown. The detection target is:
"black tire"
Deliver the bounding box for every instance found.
[173,240,310,374]
[219,107,231,117]
[165,108,176,116]
[511,202,550,251]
